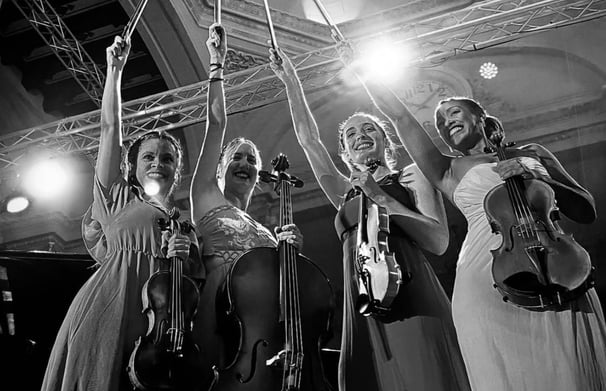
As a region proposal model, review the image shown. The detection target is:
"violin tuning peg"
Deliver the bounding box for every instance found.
[169,207,180,220]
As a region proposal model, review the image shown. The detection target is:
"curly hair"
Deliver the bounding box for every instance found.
[124,130,184,196]
[216,137,262,191]
[337,112,398,172]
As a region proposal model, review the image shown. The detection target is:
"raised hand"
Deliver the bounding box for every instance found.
[269,46,296,84]
[335,40,355,66]
[106,36,131,71]
[206,23,227,65]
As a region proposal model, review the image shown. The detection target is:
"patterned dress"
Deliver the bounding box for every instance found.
[334,171,470,391]
[193,204,277,372]
[41,176,202,391]
[452,163,606,391]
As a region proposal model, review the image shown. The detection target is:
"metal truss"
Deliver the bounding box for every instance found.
[11,0,105,106]
[1,0,605,172]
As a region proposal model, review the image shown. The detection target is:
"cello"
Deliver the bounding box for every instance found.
[127,208,209,390]
[210,154,335,391]
[483,118,594,310]
[353,160,408,318]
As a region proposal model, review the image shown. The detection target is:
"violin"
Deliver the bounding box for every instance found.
[127,208,208,390]
[353,162,407,318]
[484,127,594,310]
[210,154,335,391]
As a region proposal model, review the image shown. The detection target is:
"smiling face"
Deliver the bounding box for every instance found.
[435,100,485,153]
[134,138,178,198]
[220,141,260,196]
[341,114,387,169]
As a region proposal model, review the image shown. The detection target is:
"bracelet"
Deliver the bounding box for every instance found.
[210,62,223,70]
[209,77,224,82]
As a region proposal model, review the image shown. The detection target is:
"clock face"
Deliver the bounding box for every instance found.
[399,79,459,135]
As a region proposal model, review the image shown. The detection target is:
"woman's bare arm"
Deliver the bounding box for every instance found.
[190,24,228,222]
[270,48,350,209]
[97,36,130,188]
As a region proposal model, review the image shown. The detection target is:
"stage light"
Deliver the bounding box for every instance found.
[479,62,498,79]
[22,158,73,201]
[349,38,415,84]
[6,194,30,213]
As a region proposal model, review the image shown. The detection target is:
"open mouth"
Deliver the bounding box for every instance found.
[449,125,463,137]
[355,141,373,151]
[234,171,250,180]
[147,172,165,179]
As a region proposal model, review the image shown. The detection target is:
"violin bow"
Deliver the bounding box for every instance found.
[214,0,222,25]
[261,0,279,51]
[121,0,150,42]
[310,0,346,44]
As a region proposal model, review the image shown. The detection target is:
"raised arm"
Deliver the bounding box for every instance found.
[190,24,228,222]
[97,36,130,188]
[270,48,349,209]
[343,46,452,194]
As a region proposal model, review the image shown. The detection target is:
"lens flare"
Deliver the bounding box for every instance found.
[347,38,416,85]
[23,159,71,200]
[144,181,160,196]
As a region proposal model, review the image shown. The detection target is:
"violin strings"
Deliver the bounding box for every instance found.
[176,258,183,351]
[499,148,535,242]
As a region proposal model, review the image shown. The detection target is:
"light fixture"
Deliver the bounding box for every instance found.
[479,62,498,79]
[4,192,31,214]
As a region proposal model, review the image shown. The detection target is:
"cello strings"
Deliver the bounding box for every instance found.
[287,182,303,385]
[284,182,294,384]
[283,180,303,386]
[279,182,291,363]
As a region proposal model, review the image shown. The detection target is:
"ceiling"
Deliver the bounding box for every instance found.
[0,0,169,123]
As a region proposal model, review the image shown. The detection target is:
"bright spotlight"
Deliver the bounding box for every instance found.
[144,181,160,196]
[479,62,498,79]
[351,39,414,84]
[6,195,30,213]
[23,158,71,201]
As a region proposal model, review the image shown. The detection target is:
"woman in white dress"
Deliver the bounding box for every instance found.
[350,65,606,389]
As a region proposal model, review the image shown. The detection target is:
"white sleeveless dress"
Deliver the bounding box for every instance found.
[452,163,606,391]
